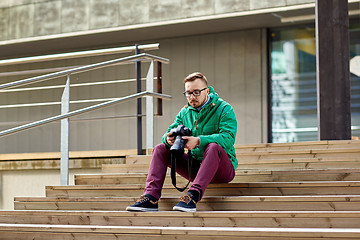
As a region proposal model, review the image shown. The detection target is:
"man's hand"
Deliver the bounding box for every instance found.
[166,132,175,146]
[182,136,200,150]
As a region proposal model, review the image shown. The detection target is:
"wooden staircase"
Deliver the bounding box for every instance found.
[0,140,360,239]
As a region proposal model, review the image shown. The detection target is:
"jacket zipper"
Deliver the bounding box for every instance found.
[195,115,199,129]
[194,100,214,130]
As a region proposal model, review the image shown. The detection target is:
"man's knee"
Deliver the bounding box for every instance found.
[154,143,168,152]
[204,143,223,153]
[152,143,171,161]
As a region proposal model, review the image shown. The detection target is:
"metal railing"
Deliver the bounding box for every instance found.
[0,43,160,66]
[0,44,171,185]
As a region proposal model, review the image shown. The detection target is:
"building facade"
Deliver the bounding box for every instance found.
[0,0,359,154]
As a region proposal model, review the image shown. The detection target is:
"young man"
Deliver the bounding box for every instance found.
[126,72,238,212]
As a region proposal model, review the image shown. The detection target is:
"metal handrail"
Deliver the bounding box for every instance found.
[0,43,160,66]
[0,53,169,90]
[0,96,146,109]
[0,78,152,109]
[0,77,147,93]
[0,91,171,137]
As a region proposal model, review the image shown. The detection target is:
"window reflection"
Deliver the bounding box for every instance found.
[270,24,360,142]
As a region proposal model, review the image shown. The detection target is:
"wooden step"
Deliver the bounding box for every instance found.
[45,181,360,198]
[236,150,360,164]
[101,161,360,174]
[102,164,149,173]
[235,140,360,152]
[238,161,360,171]
[75,173,150,185]
[122,157,360,171]
[0,224,359,239]
[122,141,360,167]
[126,155,151,164]
[78,168,360,185]
[75,173,148,185]
[1,210,360,228]
[125,148,360,165]
[260,168,360,182]
[125,141,360,163]
[106,149,360,173]
[14,195,360,211]
[75,172,189,185]
[237,147,360,155]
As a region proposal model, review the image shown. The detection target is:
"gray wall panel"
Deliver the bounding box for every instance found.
[244,30,263,143]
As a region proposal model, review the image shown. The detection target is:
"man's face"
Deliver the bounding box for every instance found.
[184,78,209,108]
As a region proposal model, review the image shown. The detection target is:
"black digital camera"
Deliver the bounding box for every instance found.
[169,125,192,155]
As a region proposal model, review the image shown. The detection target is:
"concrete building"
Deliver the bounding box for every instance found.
[0,0,359,209]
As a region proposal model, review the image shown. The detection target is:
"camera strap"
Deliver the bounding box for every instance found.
[170,151,193,192]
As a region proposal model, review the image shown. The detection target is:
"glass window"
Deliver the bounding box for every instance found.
[270,22,360,143]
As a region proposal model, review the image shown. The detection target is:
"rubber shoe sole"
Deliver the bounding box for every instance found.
[173,205,196,212]
[126,206,159,212]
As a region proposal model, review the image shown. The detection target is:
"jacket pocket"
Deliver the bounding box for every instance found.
[201,124,219,135]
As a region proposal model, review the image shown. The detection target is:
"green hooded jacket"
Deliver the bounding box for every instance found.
[162,86,238,170]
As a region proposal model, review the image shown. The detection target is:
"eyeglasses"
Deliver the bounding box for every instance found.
[183,87,207,98]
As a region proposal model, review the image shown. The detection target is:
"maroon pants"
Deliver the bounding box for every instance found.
[144,143,235,201]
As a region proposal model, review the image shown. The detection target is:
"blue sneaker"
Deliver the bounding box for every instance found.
[173,192,197,212]
[126,194,159,212]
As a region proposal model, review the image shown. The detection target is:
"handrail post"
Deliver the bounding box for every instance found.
[60,75,70,185]
[157,62,163,116]
[135,45,143,155]
[146,61,154,155]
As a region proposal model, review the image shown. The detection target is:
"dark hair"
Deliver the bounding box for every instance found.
[184,72,208,86]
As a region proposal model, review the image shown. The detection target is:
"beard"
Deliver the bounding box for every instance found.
[189,100,200,108]
[189,96,208,108]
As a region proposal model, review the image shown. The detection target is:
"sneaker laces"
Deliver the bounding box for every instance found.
[179,194,194,204]
[136,195,149,203]
[136,195,158,204]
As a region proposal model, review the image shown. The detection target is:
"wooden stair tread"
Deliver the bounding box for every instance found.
[4,140,356,161]
[102,164,360,172]
[234,140,360,149]
[2,210,360,229]
[101,165,360,175]
[125,156,360,165]
[126,149,360,158]
[48,181,360,190]
[0,223,360,238]
[235,140,360,146]
[271,168,360,174]
[125,142,360,165]
[75,173,148,176]
[14,195,360,202]
[44,181,360,198]
[14,195,360,211]
[79,168,360,184]
[102,164,275,174]
[236,148,360,155]
[2,210,360,217]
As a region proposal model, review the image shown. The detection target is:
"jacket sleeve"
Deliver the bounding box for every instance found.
[198,104,237,151]
[161,109,184,147]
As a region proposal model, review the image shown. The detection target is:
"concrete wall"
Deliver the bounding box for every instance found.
[0,168,101,210]
[0,0,315,41]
